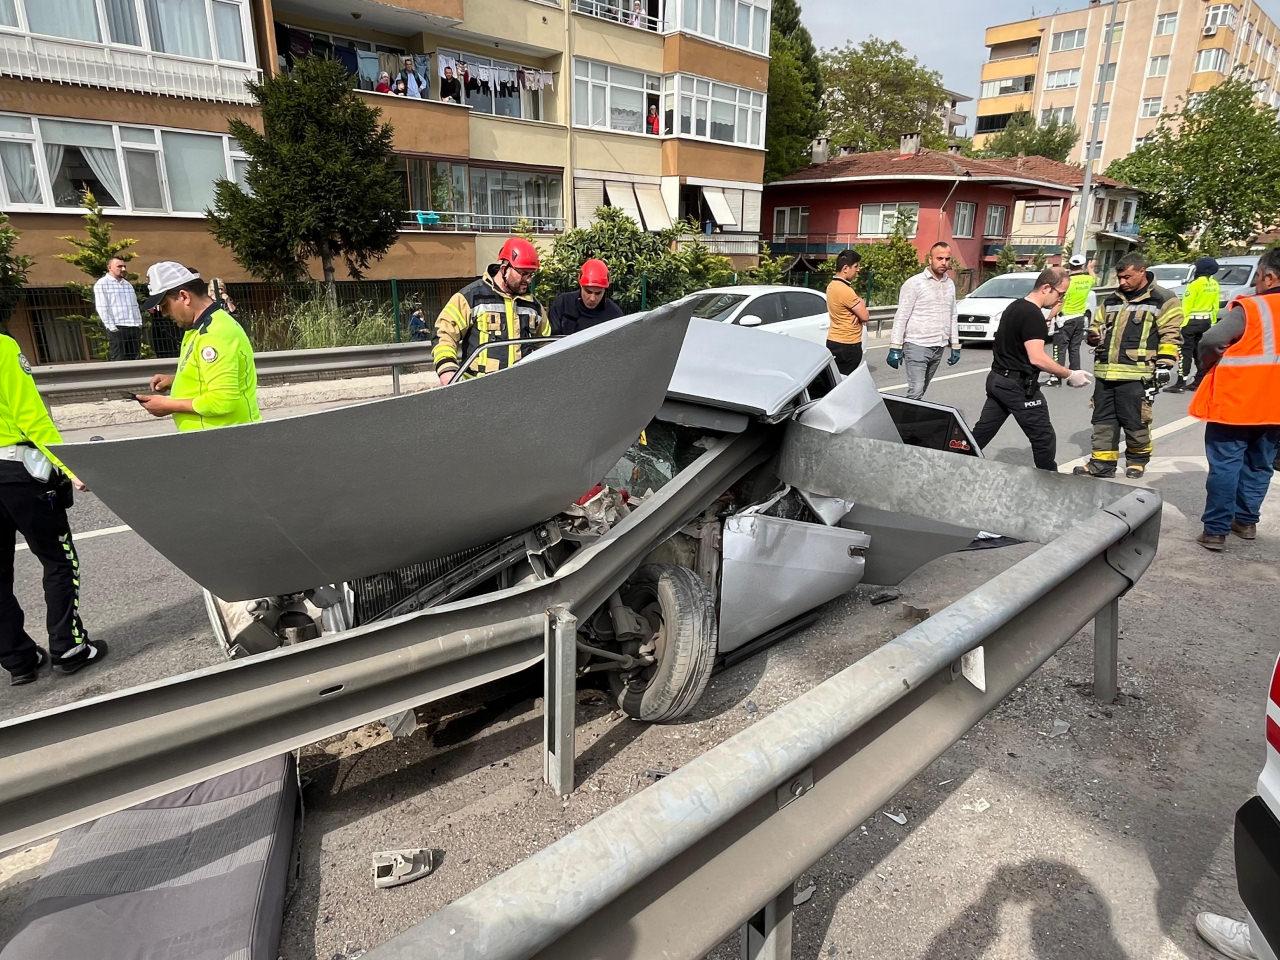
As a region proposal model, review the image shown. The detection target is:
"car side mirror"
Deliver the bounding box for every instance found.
[738,315,763,327]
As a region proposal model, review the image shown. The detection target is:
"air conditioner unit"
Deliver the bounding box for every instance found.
[1204,25,1219,37]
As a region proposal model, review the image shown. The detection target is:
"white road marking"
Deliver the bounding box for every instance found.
[1059,415,1202,472]
[17,523,132,553]
[881,368,989,392]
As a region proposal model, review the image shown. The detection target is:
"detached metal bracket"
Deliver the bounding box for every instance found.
[1102,491,1160,589]
[544,605,578,797]
[372,848,434,889]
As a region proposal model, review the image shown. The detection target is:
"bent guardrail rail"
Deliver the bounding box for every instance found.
[363,442,1161,960]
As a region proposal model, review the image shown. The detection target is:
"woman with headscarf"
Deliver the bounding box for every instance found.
[375,71,392,93]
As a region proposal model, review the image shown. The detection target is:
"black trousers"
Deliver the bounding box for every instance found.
[1180,318,1212,380]
[0,466,88,675]
[826,340,863,375]
[107,326,142,361]
[971,371,1058,471]
[1054,316,1086,371]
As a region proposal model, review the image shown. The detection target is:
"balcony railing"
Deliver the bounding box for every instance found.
[982,234,1066,257]
[571,0,662,32]
[0,31,259,103]
[399,211,566,234]
[765,232,893,255]
[679,235,761,255]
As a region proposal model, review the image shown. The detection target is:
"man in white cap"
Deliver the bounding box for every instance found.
[135,263,259,431]
[1046,253,1096,386]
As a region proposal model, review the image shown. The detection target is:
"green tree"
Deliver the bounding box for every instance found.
[765,32,822,181]
[994,245,1020,273]
[57,189,139,299]
[819,39,948,153]
[740,245,791,284]
[772,0,822,99]
[1106,76,1280,253]
[0,212,34,329]
[1031,247,1048,271]
[974,112,1079,162]
[857,226,923,305]
[208,57,403,291]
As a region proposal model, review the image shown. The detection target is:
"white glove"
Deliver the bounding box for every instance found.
[1065,369,1092,388]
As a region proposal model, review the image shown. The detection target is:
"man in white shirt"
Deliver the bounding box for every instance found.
[887,242,962,399]
[93,257,143,361]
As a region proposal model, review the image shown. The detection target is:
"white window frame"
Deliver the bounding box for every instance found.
[1147,55,1170,77]
[0,111,242,216]
[772,205,808,238]
[573,58,661,135]
[1097,61,1117,84]
[979,75,1034,99]
[1046,68,1081,89]
[1084,140,1103,160]
[663,73,765,148]
[952,201,975,239]
[1,0,256,68]
[1140,96,1162,118]
[1040,105,1075,126]
[1205,4,1237,30]
[1022,199,1062,225]
[858,202,919,238]
[672,0,770,56]
[1089,101,1110,125]
[983,204,1007,238]
[1050,28,1086,52]
[1195,47,1229,74]
[1155,12,1177,36]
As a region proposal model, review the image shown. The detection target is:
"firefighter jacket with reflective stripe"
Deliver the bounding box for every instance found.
[0,334,71,477]
[1089,279,1183,382]
[433,266,550,380]
[1181,276,1221,324]
[1189,292,1280,425]
[170,305,260,432]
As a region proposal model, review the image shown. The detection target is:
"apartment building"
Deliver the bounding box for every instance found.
[0,0,768,314]
[973,0,1280,168]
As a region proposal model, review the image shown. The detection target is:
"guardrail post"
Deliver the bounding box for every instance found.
[1093,597,1119,703]
[390,278,402,396]
[740,882,795,960]
[544,605,577,797]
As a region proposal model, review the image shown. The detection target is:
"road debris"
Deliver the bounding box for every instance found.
[794,884,817,906]
[883,811,907,825]
[1049,719,1071,739]
[371,848,434,889]
[961,798,992,814]
[869,589,901,605]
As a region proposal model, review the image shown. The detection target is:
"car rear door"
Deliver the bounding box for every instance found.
[780,290,831,343]
[737,293,787,329]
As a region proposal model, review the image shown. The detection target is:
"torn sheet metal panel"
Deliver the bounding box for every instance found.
[837,504,978,586]
[54,304,693,601]
[797,365,901,442]
[666,319,834,417]
[719,513,871,653]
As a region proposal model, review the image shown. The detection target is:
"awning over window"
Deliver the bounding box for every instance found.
[702,186,737,227]
[633,183,672,231]
[604,180,643,227]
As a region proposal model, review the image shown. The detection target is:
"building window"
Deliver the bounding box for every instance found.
[979,75,1034,98]
[1195,47,1229,74]
[1148,55,1170,77]
[1096,62,1117,83]
[1205,4,1237,30]
[661,74,765,148]
[772,205,808,238]
[953,201,975,238]
[1084,140,1103,160]
[1050,28,1086,52]
[1022,199,1062,225]
[574,59,661,135]
[674,0,770,55]
[397,156,563,232]
[1155,12,1178,36]
[1090,102,1110,125]
[1140,96,1162,118]
[440,49,544,120]
[859,202,918,238]
[974,113,1013,135]
[0,112,243,214]
[1105,21,1124,45]
[983,204,1007,238]
[1046,68,1081,89]
[1041,106,1075,126]
[571,0,662,32]
[10,0,254,64]
[1134,134,1155,150]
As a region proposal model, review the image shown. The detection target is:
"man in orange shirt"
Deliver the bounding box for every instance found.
[825,249,870,374]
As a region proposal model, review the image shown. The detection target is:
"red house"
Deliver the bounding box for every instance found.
[762,138,1079,288]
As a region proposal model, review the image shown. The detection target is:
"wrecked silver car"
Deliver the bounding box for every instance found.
[55,304,982,723]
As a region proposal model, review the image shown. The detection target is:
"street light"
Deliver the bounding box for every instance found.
[1073,0,1122,258]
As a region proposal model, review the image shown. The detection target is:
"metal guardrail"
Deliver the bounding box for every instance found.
[32,342,437,399]
[363,440,1162,960]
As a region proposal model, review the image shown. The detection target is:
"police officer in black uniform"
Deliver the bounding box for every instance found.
[0,334,107,685]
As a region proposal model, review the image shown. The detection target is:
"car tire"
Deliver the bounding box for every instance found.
[609,563,718,723]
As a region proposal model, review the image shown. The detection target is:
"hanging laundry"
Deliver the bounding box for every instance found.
[542,70,554,90]
[437,53,457,77]
[378,51,403,80]
[516,67,526,90]
[413,53,432,83]
[334,45,359,78]
[357,50,381,89]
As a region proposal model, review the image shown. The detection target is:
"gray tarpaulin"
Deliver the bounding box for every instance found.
[55,304,693,600]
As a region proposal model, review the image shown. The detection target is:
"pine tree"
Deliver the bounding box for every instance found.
[994,245,1021,274]
[57,189,140,302]
[0,212,34,328]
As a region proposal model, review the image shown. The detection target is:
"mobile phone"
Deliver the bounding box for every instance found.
[124,392,145,403]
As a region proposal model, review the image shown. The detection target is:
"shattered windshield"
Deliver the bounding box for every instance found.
[685,293,748,322]
[603,422,715,497]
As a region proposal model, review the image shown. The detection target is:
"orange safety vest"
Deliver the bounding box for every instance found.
[1189,292,1280,425]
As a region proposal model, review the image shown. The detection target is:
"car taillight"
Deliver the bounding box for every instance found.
[1269,654,1280,754]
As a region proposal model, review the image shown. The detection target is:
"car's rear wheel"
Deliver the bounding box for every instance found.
[609,563,718,723]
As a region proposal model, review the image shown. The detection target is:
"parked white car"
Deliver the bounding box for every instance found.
[1216,256,1262,307]
[679,285,831,344]
[1150,263,1194,297]
[956,272,1099,344]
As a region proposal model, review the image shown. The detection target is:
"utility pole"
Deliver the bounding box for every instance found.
[1073,0,1121,258]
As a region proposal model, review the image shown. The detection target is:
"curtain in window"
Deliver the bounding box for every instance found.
[144,0,212,59]
[81,147,125,208]
[161,131,225,212]
[212,1,246,61]
[26,0,101,41]
[105,0,143,45]
[0,143,40,204]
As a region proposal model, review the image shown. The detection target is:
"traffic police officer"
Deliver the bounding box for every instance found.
[433,238,550,385]
[136,263,260,430]
[0,335,107,684]
[1168,257,1221,393]
[1046,254,1095,385]
[1075,252,1182,479]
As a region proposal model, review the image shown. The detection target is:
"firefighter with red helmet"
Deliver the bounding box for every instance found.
[549,259,624,336]
[433,237,550,384]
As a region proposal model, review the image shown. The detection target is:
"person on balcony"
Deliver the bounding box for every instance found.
[392,77,408,97]
[440,66,462,105]
[647,105,660,135]
[629,1,646,26]
[395,56,428,99]
[375,71,392,94]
